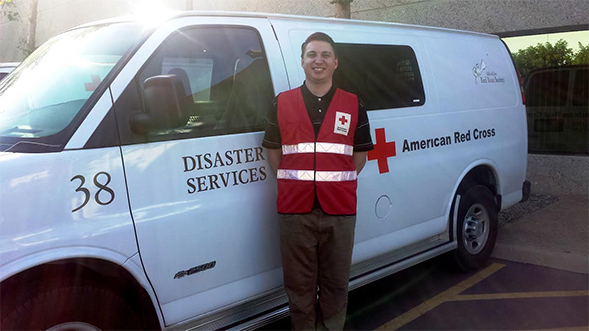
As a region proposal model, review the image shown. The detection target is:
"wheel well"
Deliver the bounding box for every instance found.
[457,165,498,198]
[449,165,499,242]
[0,258,160,329]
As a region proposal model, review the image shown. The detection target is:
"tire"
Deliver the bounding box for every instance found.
[453,185,498,272]
[1,279,144,330]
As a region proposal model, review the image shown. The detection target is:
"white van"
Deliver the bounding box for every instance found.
[0,12,529,330]
[0,62,19,81]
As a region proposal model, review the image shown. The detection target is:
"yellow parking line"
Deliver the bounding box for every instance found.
[526,327,589,331]
[452,290,589,301]
[375,263,505,330]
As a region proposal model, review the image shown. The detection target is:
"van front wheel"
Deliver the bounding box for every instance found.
[1,279,144,330]
[454,185,498,271]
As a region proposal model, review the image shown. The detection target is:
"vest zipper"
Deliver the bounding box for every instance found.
[314,140,317,204]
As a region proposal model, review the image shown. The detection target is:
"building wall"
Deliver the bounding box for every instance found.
[35,0,189,45]
[1,0,588,61]
[528,155,589,196]
[351,0,589,34]
[0,0,31,61]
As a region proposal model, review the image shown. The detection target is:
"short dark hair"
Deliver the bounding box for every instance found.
[300,32,337,59]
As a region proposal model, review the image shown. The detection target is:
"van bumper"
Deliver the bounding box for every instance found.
[521,180,531,202]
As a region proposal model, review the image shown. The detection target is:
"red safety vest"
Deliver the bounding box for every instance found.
[276,87,358,215]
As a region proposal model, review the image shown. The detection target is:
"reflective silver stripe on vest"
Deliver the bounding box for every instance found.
[282,142,354,156]
[282,143,315,155]
[277,170,357,182]
[316,143,354,156]
[277,169,315,181]
[316,171,357,182]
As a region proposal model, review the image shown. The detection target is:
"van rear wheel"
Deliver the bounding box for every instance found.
[454,185,498,271]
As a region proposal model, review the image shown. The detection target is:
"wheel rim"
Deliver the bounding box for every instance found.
[462,203,490,255]
[47,322,101,331]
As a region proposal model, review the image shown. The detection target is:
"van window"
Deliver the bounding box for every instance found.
[117,26,274,144]
[525,66,588,155]
[526,70,570,107]
[0,23,146,152]
[161,58,214,102]
[572,69,588,107]
[334,44,425,110]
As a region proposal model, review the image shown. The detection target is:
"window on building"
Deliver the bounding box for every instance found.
[334,43,425,110]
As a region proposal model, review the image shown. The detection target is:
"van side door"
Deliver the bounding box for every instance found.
[111,17,289,326]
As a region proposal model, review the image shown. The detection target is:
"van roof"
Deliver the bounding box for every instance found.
[0,62,20,68]
[73,10,498,39]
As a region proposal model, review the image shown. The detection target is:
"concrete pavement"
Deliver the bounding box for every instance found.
[493,194,589,274]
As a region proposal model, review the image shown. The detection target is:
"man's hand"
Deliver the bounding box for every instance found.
[353,151,368,174]
[266,148,283,175]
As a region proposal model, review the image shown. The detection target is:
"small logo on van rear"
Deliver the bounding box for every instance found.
[473,60,486,84]
[473,60,505,85]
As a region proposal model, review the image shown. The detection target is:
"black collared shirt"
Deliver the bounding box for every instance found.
[262,83,374,152]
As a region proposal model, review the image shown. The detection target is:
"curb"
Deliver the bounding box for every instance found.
[492,242,589,274]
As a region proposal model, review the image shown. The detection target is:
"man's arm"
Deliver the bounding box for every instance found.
[353,151,368,174]
[353,99,373,176]
[262,97,282,175]
[267,148,283,175]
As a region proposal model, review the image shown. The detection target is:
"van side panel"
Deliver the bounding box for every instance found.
[425,32,527,208]
[427,34,519,111]
[0,148,138,279]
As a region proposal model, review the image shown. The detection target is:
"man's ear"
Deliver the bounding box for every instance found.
[334,57,339,70]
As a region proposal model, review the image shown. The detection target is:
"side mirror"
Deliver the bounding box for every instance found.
[143,74,188,130]
[130,111,151,135]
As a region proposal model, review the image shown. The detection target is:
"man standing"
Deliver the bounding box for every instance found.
[263,32,373,330]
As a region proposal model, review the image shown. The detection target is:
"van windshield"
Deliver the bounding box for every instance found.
[0,22,146,152]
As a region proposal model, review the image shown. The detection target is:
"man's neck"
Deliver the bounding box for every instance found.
[305,80,332,97]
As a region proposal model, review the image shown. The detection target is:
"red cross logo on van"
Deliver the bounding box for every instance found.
[368,128,396,174]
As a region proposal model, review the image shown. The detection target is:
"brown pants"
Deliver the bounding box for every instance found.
[280,207,357,330]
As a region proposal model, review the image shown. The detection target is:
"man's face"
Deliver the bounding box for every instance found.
[301,40,338,85]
